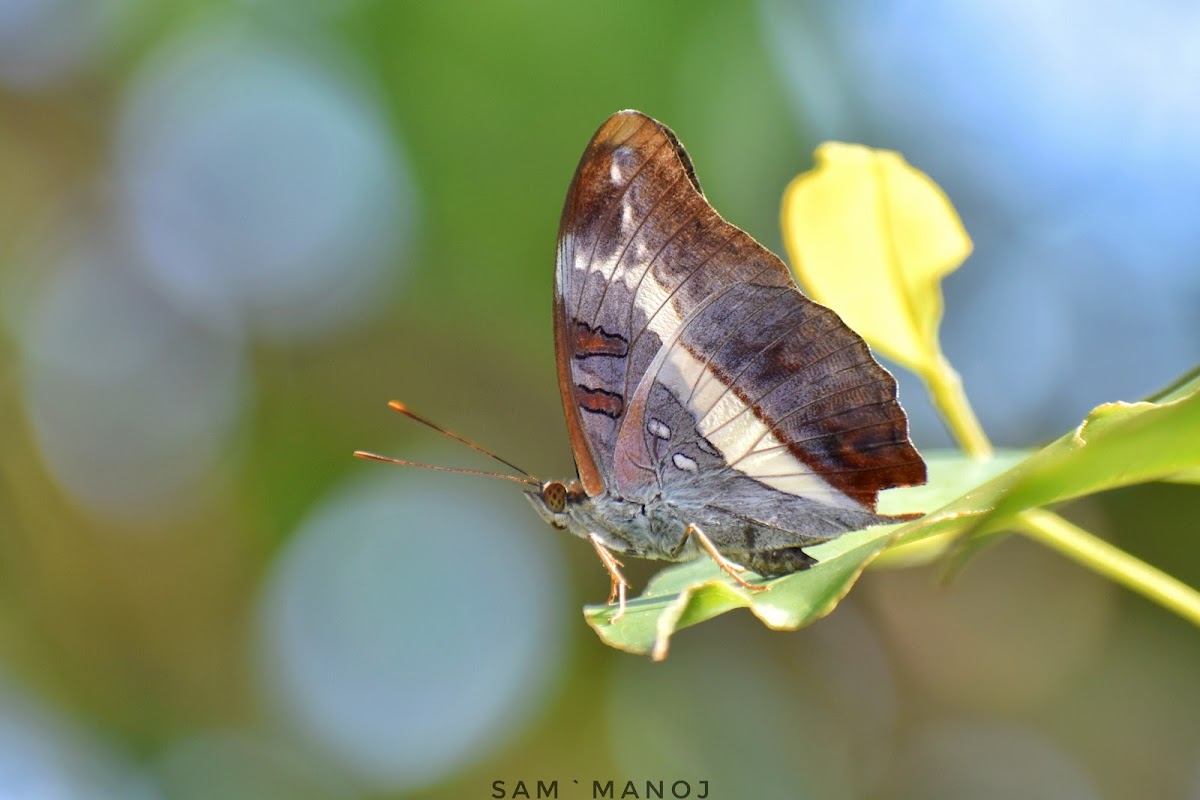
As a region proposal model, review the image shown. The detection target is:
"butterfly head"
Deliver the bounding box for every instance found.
[526,478,588,531]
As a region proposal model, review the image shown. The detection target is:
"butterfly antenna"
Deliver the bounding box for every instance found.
[361,400,538,484]
[386,400,533,478]
[352,450,539,486]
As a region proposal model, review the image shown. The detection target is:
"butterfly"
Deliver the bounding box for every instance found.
[359,110,926,621]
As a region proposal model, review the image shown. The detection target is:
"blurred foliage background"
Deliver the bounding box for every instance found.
[1,1,1199,798]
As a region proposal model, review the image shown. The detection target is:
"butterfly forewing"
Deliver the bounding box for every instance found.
[554,110,925,520]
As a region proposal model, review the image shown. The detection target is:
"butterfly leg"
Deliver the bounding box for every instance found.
[684,524,769,593]
[587,533,631,622]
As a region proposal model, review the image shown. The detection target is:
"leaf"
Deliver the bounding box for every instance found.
[871,449,1030,568]
[890,366,1200,550]
[585,525,897,661]
[586,366,1200,659]
[780,143,971,377]
[586,450,1021,659]
[875,449,1031,517]
[976,370,1200,527]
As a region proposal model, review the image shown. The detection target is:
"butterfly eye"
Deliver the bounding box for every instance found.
[542,481,567,513]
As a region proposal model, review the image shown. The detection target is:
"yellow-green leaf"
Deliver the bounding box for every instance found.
[781,142,971,377]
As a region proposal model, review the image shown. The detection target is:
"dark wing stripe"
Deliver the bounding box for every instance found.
[773,399,902,435]
[776,412,909,445]
[748,435,915,458]
[727,359,891,433]
[712,370,893,451]
[573,322,628,358]
[576,385,625,418]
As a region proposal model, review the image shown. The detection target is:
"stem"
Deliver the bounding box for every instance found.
[1015,508,1200,627]
[925,355,993,460]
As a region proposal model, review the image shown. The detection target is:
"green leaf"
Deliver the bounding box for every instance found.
[872,449,1030,568]
[586,450,1022,659]
[887,367,1200,558]
[591,138,1200,659]
[585,368,1200,659]
[585,525,896,661]
[976,370,1200,527]
[875,449,1030,516]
